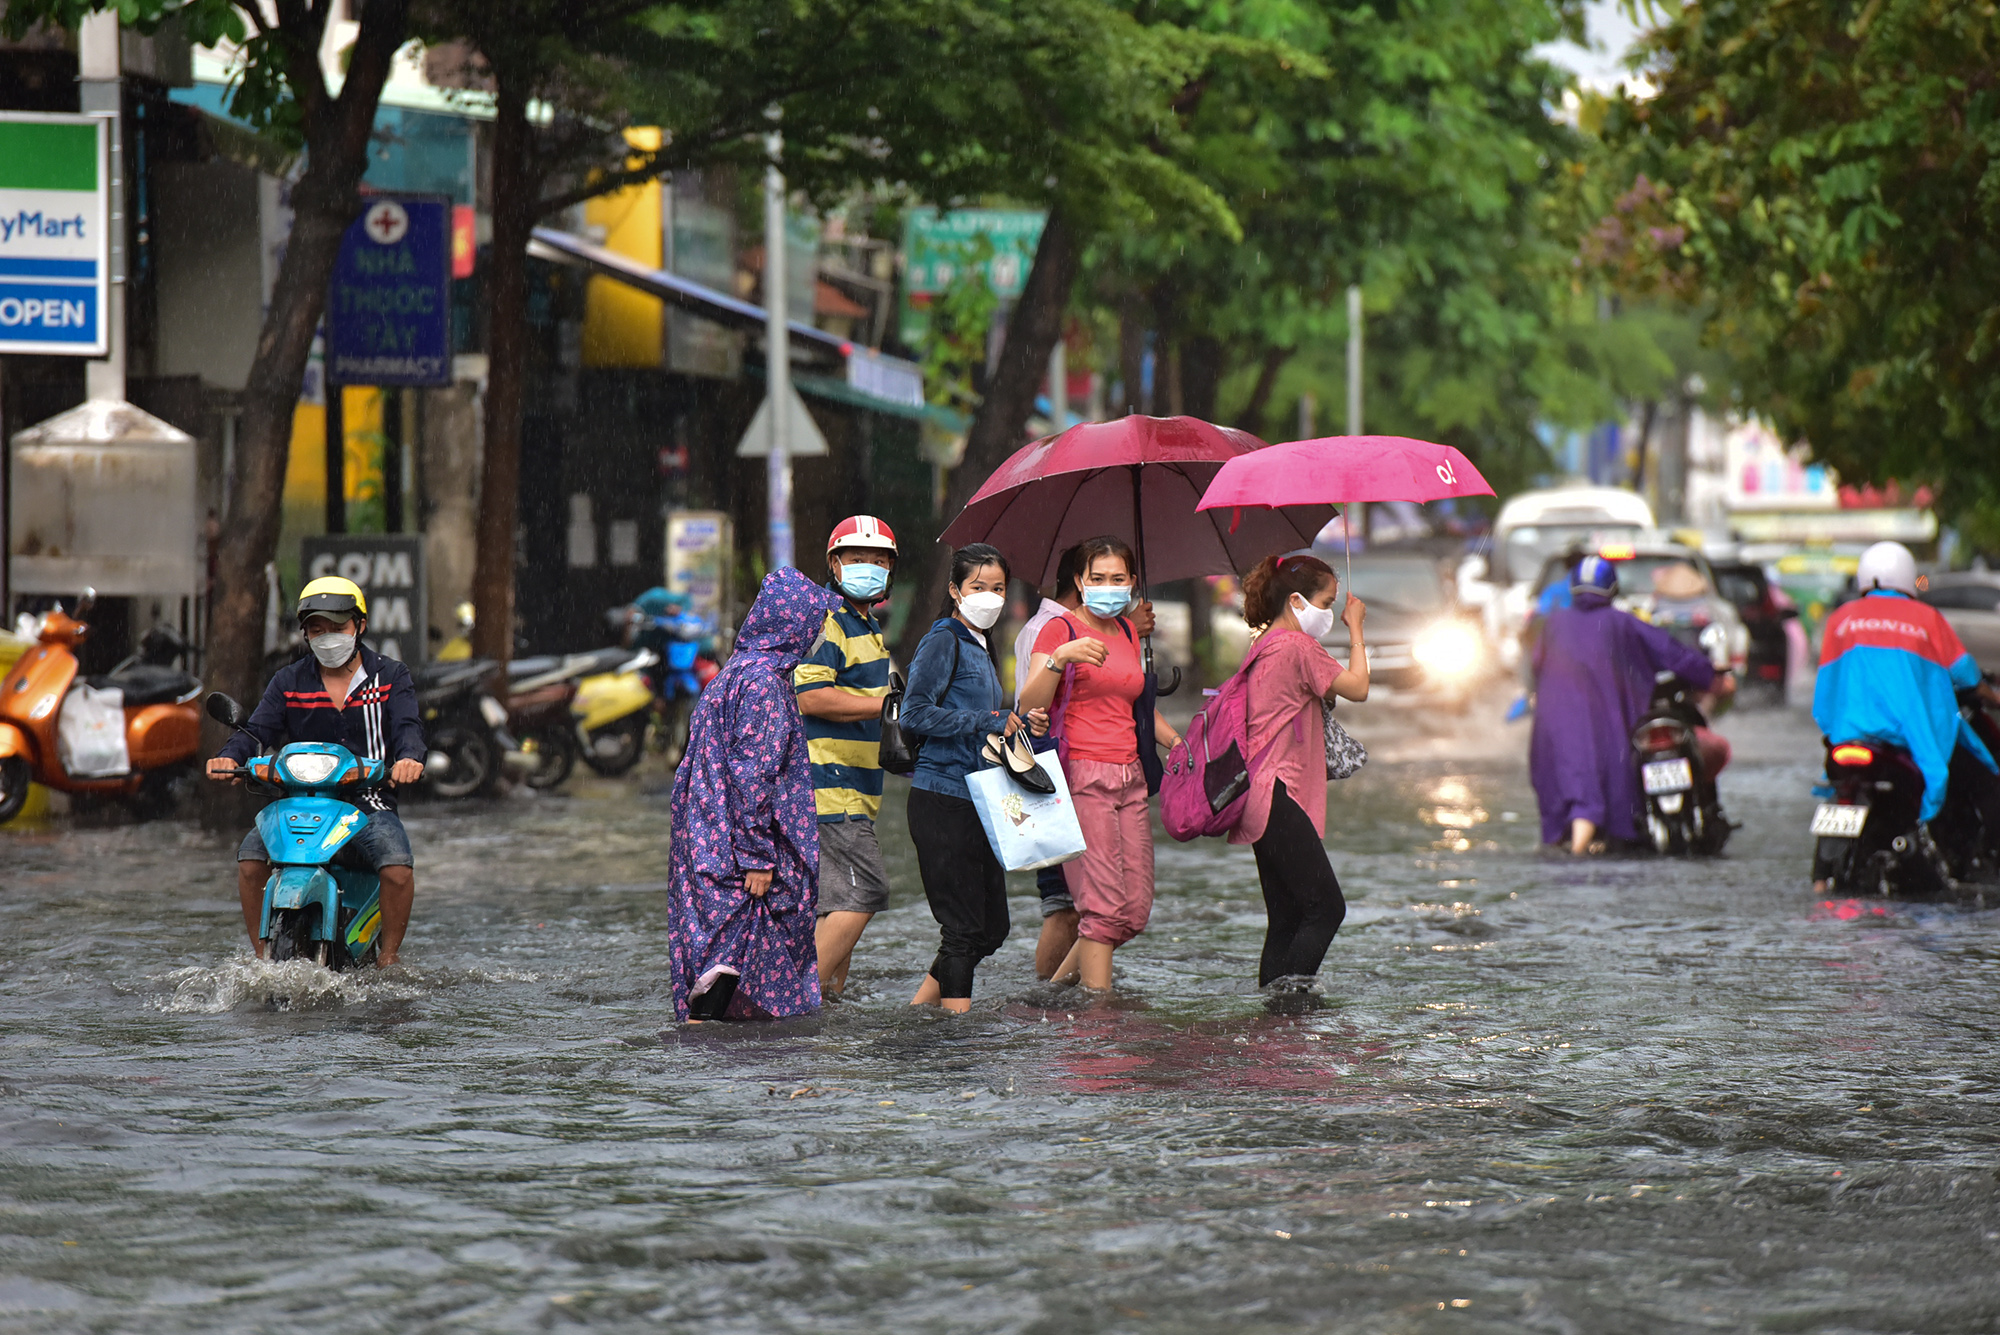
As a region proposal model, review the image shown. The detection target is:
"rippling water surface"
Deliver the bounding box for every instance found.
[5,701,2000,1333]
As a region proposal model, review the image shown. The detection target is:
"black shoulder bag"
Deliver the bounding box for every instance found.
[879,633,958,776]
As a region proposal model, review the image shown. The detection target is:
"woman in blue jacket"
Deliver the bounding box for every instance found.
[902,543,1045,1011]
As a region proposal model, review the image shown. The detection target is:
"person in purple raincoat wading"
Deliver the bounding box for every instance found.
[1530,555,1734,854]
[669,568,842,1021]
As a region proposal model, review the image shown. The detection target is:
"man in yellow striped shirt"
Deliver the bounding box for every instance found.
[795,516,898,997]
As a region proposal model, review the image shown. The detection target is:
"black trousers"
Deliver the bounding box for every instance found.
[1946,742,2000,851]
[1251,780,1347,986]
[908,786,1011,999]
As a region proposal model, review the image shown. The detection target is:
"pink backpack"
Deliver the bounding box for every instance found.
[1160,636,1312,841]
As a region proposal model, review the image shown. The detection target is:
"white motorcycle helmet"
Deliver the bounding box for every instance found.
[1855,541,1918,597]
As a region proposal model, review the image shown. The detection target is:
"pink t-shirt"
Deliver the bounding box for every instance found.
[1034,613,1143,764]
[1227,628,1341,845]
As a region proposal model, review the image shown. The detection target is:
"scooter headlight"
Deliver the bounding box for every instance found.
[283,752,341,785]
[1413,621,1483,681]
[478,694,509,729]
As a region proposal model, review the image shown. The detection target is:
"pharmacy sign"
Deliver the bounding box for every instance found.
[0,113,109,356]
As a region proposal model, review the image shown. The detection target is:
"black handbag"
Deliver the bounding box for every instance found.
[878,636,958,776]
[879,670,919,776]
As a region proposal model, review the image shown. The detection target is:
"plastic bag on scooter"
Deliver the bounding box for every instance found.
[58,682,130,777]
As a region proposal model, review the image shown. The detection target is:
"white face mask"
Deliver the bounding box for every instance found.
[309,632,357,668]
[1291,592,1335,640]
[957,590,1006,630]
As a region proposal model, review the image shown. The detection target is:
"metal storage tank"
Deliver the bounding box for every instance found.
[8,398,199,601]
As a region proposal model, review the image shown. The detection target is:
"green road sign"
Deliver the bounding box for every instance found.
[899,208,1045,346]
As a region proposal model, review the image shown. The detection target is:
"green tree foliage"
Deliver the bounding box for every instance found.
[1596,0,2000,545]
[1081,0,1596,495]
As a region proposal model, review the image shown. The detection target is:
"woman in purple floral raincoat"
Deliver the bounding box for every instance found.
[669,568,841,1021]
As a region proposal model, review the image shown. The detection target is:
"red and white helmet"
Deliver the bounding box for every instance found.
[827,514,898,557]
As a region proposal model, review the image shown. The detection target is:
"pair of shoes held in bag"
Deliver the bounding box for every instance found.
[981,729,1053,794]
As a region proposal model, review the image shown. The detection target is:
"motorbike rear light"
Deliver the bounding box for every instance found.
[1637,722,1686,752]
[1831,744,1875,767]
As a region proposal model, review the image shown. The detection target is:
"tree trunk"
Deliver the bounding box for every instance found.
[1234,345,1289,437]
[202,0,409,824]
[1181,334,1223,422]
[895,209,1082,664]
[470,77,534,675]
[1117,293,1146,416]
[1632,398,1658,513]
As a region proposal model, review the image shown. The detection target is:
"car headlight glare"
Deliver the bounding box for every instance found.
[1413,622,1482,679]
[283,752,341,785]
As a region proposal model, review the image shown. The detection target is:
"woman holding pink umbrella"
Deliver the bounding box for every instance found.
[1231,552,1371,989]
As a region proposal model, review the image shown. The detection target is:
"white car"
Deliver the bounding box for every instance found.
[1458,485,1657,669]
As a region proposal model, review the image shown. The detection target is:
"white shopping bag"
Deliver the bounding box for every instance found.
[966,752,1087,872]
[58,682,130,778]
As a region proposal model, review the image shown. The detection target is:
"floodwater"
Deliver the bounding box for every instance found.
[5,697,2000,1333]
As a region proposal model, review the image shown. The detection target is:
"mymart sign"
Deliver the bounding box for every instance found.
[0,113,109,356]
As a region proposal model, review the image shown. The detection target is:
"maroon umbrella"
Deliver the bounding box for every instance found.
[942,416,1335,588]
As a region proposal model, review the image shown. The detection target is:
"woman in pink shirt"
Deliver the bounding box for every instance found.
[1018,535,1182,992]
[1231,553,1370,989]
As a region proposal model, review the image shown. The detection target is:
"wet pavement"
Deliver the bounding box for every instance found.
[5,694,2000,1333]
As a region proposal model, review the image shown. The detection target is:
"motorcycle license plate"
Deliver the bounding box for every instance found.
[1642,757,1693,795]
[1810,803,1868,838]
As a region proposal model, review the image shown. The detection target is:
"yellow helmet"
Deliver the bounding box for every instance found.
[297,575,367,626]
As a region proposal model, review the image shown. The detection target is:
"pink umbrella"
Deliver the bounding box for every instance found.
[943,416,1334,588]
[1196,434,1495,582]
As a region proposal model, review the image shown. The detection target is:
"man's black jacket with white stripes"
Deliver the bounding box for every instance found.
[217,643,426,811]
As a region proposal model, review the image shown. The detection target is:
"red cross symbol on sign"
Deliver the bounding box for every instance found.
[364,201,409,245]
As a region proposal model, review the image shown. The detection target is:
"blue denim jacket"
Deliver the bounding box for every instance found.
[903,618,1009,800]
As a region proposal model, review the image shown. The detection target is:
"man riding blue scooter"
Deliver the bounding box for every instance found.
[206,577,426,965]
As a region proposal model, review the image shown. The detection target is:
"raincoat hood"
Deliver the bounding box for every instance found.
[733,567,841,669]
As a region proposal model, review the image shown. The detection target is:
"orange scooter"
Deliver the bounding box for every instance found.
[0,589,203,824]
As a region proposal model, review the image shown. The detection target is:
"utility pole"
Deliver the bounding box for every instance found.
[1048,338,1068,431]
[763,124,793,572]
[79,10,123,404]
[1346,283,1366,539]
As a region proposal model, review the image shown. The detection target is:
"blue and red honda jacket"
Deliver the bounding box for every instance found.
[218,643,426,812]
[1812,590,1995,820]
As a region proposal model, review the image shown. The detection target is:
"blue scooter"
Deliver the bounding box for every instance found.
[206,692,387,970]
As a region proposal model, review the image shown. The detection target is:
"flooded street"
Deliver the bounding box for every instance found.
[6,696,2000,1333]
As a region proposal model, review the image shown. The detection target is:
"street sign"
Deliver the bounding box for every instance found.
[735,383,830,458]
[901,208,1046,297]
[0,113,109,356]
[326,196,451,386]
[301,534,427,664]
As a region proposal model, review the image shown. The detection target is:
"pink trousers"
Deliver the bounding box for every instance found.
[1062,758,1154,947]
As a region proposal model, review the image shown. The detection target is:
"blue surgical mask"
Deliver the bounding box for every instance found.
[837,562,890,602]
[1081,586,1133,618]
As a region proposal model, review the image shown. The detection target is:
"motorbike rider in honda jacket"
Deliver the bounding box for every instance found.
[1811,542,2000,892]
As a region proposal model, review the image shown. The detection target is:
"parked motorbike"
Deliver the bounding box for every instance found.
[503,647,645,788]
[573,647,663,776]
[1631,669,1732,855]
[206,692,386,969]
[0,590,202,824]
[1811,676,2000,898]
[410,656,526,799]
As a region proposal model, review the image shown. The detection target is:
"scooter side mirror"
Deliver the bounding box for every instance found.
[206,692,244,727]
[74,587,96,617]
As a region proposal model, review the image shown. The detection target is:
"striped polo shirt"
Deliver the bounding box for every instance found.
[793,590,890,822]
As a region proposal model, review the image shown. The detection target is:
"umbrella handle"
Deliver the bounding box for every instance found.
[1156,664,1181,698]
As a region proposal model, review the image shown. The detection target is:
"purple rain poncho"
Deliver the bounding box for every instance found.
[667,567,841,1021]
[1529,589,1716,846]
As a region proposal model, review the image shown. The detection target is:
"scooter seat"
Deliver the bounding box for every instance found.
[506,655,563,680]
[89,664,199,706]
